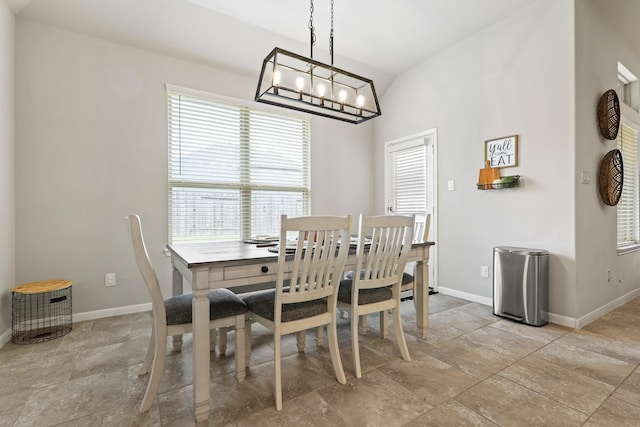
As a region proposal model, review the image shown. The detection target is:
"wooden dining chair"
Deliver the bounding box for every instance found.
[242,214,351,411]
[400,212,431,298]
[351,212,427,335]
[337,214,414,378]
[127,214,248,413]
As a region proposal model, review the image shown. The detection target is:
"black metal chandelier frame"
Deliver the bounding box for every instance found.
[254,0,381,124]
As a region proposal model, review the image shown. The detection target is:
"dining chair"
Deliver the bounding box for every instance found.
[242,214,351,411]
[338,214,414,378]
[400,212,431,298]
[127,214,248,413]
[350,212,427,335]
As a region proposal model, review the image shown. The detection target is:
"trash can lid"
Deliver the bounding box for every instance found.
[494,246,548,256]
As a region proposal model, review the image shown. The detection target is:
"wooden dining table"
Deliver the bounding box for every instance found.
[166,239,434,422]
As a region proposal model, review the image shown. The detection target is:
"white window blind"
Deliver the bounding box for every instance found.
[168,89,310,243]
[386,142,428,214]
[617,120,640,250]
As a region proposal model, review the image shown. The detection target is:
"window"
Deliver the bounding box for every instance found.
[618,62,639,112]
[617,119,640,252]
[385,135,434,215]
[167,85,310,243]
[384,130,438,292]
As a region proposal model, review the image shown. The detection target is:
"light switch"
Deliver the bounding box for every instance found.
[448,180,455,191]
[581,170,591,184]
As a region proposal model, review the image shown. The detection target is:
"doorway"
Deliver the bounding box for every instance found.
[385,129,438,292]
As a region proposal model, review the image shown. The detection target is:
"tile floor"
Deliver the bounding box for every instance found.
[2,293,640,426]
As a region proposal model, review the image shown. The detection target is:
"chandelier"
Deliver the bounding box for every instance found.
[255,0,381,124]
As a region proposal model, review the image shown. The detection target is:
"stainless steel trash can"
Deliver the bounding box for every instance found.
[493,247,548,326]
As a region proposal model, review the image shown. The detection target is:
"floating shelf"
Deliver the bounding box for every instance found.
[477,175,521,190]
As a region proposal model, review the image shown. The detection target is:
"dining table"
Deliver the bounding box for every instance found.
[166,239,434,422]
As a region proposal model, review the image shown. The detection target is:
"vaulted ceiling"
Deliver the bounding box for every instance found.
[7,0,640,94]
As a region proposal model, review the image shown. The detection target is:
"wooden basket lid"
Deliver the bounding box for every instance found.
[12,280,73,294]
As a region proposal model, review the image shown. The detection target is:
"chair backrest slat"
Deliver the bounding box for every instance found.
[394,211,430,242]
[354,214,414,291]
[277,215,351,307]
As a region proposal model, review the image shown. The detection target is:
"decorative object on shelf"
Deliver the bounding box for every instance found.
[477,175,521,190]
[597,89,620,140]
[598,149,623,206]
[478,160,501,187]
[255,0,381,124]
[485,135,518,168]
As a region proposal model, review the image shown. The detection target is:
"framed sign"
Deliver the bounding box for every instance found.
[485,135,518,168]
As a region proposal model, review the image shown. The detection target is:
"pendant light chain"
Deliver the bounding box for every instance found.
[329,0,334,65]
[309,0,316,58]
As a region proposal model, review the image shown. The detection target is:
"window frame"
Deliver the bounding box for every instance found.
[617,116,640,254]
[166,84,311,244]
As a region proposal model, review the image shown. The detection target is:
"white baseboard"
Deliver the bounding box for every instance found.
[547,313,577,328]
[73,302,152,323]
[575,288,640,329]
[438,286,578,328]
[436,286,493,306]
[3,287,636,349]
[0,303,152,350]
[0,328,11,348]
[437,286,640,329]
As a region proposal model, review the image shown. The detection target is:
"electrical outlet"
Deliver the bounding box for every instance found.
[480,265,489,278]
[105,273,116,287]
[607,269,611,283]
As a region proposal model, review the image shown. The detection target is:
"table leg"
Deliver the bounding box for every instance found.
[315,326,324,348]
[171,268,183,351]
[192,274,211,422]
[415,257,429,339]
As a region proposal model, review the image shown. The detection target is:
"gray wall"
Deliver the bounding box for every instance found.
[14,19,374,318]
[574,0,640,322]
[0,0,16,338]
[7,0,640,336]
[373,0,579,321]
[374,0,640,325]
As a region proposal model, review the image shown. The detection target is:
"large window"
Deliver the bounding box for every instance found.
[617,119,640,252]
[167,85,310,243]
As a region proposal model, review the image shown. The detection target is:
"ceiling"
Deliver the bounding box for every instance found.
[8,0,640,94]
[9,0,542,92]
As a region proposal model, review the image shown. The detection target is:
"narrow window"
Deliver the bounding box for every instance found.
[617,119,640,252]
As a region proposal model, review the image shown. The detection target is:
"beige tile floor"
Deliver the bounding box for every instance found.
[2,293,640,426]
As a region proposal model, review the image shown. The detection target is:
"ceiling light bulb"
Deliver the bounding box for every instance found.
[356,94,365,108]
[317,84,326,98]
[272,70,281,87]
[296,77,305,92]
[339,90,347,103]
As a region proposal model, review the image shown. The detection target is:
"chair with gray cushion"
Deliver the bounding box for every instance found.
[127,214,247,413]
[338,214,414,378]
[242,214,351,411]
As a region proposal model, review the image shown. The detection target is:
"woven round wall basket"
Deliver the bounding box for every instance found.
[598,149,623,206]
[597,89,620,140]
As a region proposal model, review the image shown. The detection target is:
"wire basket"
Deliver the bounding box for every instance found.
[12,281,73,344]
[477,175,521,190]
